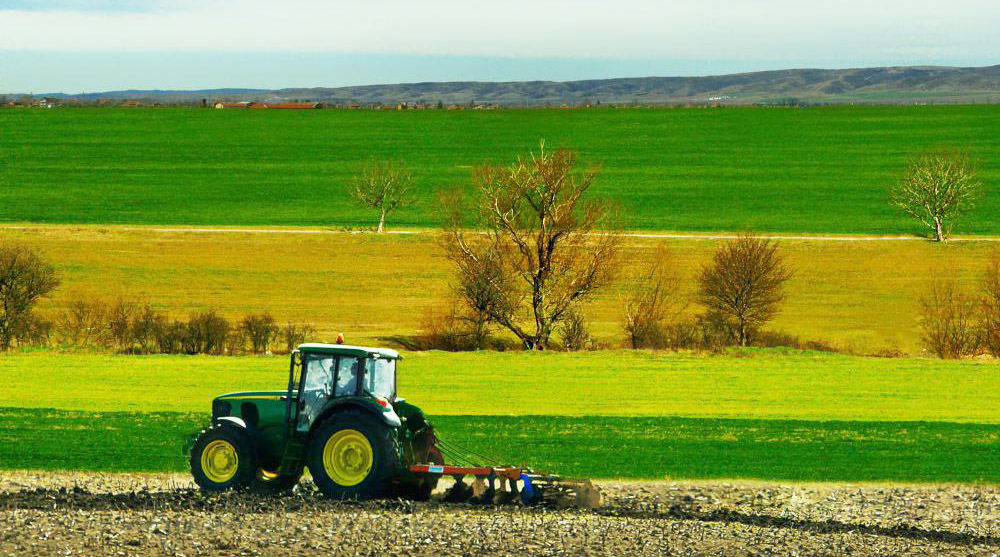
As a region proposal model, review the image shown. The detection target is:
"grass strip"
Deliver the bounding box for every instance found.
[2,408,996,483]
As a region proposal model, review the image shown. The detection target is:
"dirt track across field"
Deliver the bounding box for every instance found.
[5,224,1000,242]
[0,472,997,556]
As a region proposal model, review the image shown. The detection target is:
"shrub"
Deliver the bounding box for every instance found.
[14,314,54,347]
[802,339,840,354]
[559,309,592,351]
[980,257,1000,357]
[281,323,317,353]
[154,319,187,355]
[696,310,740,351]
[753,330,801,349]
[57,298,109,346]
[661,320,699,350]
[107,298,138,351]
[419,302,487,351]
[186,311,230,355]
[239,313,279,354]
[919,277,979,359]
[226,328,248,356]
[622,245,683,349]
[130,304,162,354]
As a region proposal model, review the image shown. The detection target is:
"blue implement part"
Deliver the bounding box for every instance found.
[519,473,540,506]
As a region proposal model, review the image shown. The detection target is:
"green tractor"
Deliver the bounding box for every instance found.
[190,343,443,500]
[191,341,599,506]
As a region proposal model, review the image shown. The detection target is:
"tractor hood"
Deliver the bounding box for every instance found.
[211,391,286,421]
[214,391,287,402]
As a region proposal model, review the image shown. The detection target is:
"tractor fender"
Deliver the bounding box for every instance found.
[312,400,402,432]
[214,416,248,429]
[212,416,269,464]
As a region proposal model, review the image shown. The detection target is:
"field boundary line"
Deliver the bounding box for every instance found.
[3,225,1000,242]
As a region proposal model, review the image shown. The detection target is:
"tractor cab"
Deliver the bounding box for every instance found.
[291,343,402,433]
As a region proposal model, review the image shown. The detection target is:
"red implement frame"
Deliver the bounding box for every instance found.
[409,463,527,480]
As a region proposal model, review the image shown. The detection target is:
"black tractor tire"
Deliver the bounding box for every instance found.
[307,409,397,500]
[251,470,303,495]
[190,424,256,492]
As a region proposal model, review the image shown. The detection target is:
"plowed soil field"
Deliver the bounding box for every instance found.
[1,472,996,556]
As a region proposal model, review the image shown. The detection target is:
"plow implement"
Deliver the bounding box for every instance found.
[408,435,600,509]
[409,464,600,508]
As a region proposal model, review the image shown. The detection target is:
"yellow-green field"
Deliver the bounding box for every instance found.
[4,350,998,422]
[7,225,1000,354]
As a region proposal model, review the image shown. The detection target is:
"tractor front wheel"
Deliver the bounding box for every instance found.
[307,410,396,500]
[190,425,256,491]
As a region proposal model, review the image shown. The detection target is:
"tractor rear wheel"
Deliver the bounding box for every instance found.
[307,410,396,500]
[190,425,256,491]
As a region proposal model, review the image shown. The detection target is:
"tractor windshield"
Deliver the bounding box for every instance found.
[364,358,396,400]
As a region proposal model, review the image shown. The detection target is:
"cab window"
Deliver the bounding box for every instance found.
[335,357,360,396]
[304,356,334,394]
[364,358,396,400]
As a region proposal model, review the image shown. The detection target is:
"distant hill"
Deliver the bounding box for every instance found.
[34,65,1000,105]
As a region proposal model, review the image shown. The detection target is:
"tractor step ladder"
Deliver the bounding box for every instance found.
[278,436,308,476]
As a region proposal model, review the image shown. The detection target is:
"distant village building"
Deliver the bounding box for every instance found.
[29,97,60,108]
[250,102,320,109]
[214,102,250,109]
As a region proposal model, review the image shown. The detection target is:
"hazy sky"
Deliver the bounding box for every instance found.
[1,0,997,93]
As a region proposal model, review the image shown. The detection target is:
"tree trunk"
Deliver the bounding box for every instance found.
[377,210,386,234]
[934,218,945,242]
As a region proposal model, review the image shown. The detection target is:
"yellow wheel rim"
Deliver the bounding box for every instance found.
[201,439,239,483]
[322,429,373,486]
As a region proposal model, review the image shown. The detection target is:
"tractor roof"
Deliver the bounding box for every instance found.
[297,343,401,360]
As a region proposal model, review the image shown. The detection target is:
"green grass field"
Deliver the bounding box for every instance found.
[2,350,997,482]
[2,106,998,233]
[3,409,995,482]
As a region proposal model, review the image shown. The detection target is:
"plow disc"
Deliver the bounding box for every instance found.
[409,464,601,509]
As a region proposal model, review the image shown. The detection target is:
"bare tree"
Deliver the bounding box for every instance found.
[621,245,685,348]
[442,142,622,350]
[980,256,1000,357]
[696,234,792,347]
[891,149,981,242]
[0,244,60,350]
[920,276,979,358]
[349,159,413,233]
